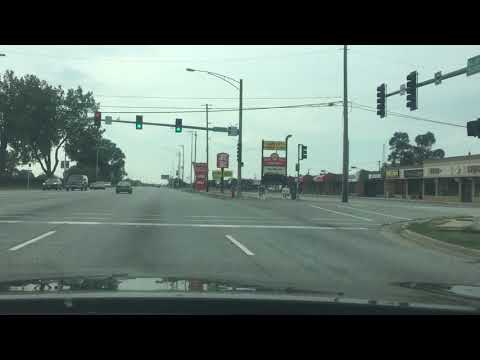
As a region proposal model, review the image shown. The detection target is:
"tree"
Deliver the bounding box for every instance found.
[0,70,25,178]
[388,132,413,165]
[12,76,99,177]
[388,131,445,166]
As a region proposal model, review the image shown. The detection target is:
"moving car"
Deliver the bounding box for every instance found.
[116,180,132,194]
[65,174,89,191]
[42,177,63,190]
[90,181,106,190]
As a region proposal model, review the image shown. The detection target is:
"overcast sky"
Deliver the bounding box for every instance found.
[3,45,480,183]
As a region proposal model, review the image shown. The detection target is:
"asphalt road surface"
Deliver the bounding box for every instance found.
[1,187,479,304]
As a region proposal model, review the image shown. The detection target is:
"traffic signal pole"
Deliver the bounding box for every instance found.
[237,79,243,197]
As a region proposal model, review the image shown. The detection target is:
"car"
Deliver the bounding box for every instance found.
[90,181,106,190]
[65,174,89,191]
[42,177,63,190]
[116,180,132,194]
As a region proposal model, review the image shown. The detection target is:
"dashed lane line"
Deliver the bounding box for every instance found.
[225,235,255,256]
[9,231,57,251]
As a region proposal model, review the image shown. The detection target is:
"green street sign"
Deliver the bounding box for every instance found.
[467,55,480,76]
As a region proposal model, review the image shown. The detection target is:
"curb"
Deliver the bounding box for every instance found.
[400,223,480,258]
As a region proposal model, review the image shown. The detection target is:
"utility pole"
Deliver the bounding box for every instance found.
[190,132,193,185]
[341,45,349,203]
[297,144,300,198]
[181,145,185,185]
[237,79,243,197]
[205,104,210,192]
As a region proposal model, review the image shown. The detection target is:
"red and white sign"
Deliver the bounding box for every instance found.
[263,153,286,167]
[217,153,229,169]
[193,162,208,191]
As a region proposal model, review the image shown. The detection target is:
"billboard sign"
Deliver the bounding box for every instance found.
[212,170,233,180]
[263,153,286,175]
[217,153,229,169]
[263,141,286,151]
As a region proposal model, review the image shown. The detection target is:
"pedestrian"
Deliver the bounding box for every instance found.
[259,184,266,200]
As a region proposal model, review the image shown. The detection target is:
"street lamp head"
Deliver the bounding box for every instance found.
[186,68,196,72]
[0,54,5,57]
[286,134,293,140]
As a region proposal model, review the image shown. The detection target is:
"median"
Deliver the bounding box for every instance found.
[403,216,480,256]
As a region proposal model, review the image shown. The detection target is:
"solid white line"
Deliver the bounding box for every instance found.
[0,219,370,230]
[225,235,254,256]
[336,205,412,220]
[309,205,373,222]
[9,230,57,251]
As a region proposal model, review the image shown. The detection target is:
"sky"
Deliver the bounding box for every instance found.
[3,45,480,183]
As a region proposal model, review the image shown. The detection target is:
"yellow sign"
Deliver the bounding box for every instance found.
[386,169,400,178]
[263,141,286,151]
[212,170,233,180]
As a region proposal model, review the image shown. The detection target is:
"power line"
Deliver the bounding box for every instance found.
[96,95,341,100]
[350,102,466,128]
[99,102,342,114]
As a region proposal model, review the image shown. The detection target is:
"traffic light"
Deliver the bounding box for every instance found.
[136,115,143,130]
[376,83,386,118]
[301,145,307,160]
[237,143,240,162]
[175,118,182,133]
[467,119,480,138]
[406,71,418,111]
[94,111,101,127]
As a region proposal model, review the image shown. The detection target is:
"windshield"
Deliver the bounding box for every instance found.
[0,45,479,313]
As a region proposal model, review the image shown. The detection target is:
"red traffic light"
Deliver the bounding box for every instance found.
[94,112,101,127]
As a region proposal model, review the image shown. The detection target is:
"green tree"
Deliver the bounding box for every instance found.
[0,70,25,178]
[12,76,98,177]
[388,132,414,165]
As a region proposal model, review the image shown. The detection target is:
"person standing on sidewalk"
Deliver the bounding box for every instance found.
[259,183,266,200]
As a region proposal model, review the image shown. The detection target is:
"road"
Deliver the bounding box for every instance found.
[0,187,479,304]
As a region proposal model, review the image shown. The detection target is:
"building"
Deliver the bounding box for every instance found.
[385,154,480,203]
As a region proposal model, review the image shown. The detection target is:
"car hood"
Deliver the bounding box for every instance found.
[0,274,478,312]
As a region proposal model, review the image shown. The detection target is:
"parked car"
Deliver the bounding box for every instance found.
[42,177,63,190]
[65,174,89,191]
[90,181,106,190]
[116,180,132,194]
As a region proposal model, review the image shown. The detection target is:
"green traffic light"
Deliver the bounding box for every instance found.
[136,123,143,130]
[175,127,182,133]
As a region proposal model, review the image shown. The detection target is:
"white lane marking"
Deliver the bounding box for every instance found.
[9,230,57,251]
[187,216,287,219]
[0,219,370,230]
[336,205,412,221]
[225,235,255,256]
[309,205,373,222]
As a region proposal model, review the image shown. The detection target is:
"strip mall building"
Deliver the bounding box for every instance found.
[385,154,480,203]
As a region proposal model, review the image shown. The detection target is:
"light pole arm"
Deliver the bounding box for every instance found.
[193,69,240,90]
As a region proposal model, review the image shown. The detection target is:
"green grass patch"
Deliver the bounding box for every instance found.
[409,221,480,251]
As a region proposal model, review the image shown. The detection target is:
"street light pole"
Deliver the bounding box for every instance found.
[205,104,210,192]
[285,134,292,178]
[341,44,349,203]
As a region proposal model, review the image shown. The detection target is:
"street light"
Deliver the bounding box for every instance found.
[186,67,243,196]
[285,134,292,178]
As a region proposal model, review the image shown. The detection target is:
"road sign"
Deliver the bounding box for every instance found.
[399,84,406,95]
[467,55,480,76]
[227,126,239,136]
[105,116,113,125]
[217,152,229,169]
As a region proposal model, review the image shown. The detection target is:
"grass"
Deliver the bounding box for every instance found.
[409,221,480,251]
